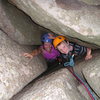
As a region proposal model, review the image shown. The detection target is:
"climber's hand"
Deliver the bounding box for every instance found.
[22,53,33,59]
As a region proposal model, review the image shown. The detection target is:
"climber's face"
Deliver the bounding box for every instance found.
[57,41,70,54]
[43,42,52,52]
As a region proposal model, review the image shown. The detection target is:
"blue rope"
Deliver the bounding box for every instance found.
[64,54,97,100]
[74,72,97,100]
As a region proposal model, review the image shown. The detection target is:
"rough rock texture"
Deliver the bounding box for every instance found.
[9,0,100,47]
[0,30,47,100]
[82,50,100,97]
[78,0,100,5]
[11,68,89,100]
[77,84,91,100]
[73,50,100,98]
[0,0,49,45]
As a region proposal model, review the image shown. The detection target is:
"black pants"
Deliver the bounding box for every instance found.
[47,59,60,70]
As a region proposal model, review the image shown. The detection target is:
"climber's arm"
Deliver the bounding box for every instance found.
[23,47,41,59]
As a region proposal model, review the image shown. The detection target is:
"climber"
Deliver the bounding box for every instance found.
[52,35,92,68]
[52,35,96,100]
[23,33,62,69]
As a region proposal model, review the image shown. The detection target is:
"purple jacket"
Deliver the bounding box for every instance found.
[41,45,60,60]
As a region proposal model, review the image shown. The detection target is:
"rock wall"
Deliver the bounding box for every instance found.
[82,50,100,97]
[0,0,100,100]
[8,0,100,46]
[77,0,100,5]
[11,68,89,100]
[73,50,100,98]
[0,0,49,45]
[0,30,47,100]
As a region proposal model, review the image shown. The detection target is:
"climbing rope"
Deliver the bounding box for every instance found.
[64,55,97,100]
[68,69,97,100]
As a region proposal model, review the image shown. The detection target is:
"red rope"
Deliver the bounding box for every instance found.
[68,69,95,100]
